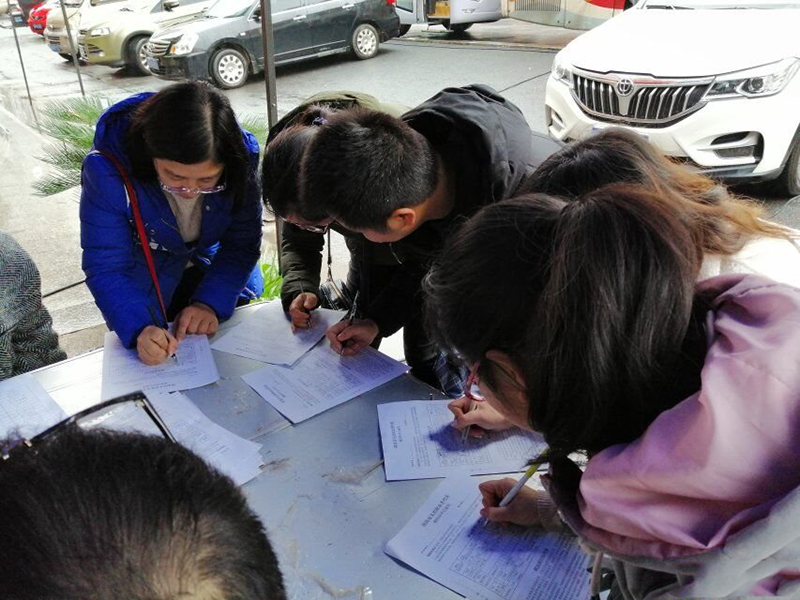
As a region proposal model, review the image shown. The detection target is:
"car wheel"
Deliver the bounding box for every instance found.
[210,47,249,89]
[447,22,472,33]
[776,138,800,196]
[398,24,410,36]
[58,53,73,61]
[351,23,379,60]
[127,36,151,76]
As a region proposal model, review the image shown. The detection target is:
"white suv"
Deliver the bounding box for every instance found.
[545,0,800,195]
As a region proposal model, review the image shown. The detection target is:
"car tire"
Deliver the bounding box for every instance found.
[351,23,380,60]
[776,138,800,196]
[210,47,249,89]
[446,22,472,33]
[58,53,73,61]
[398,24,411,36]
[127,36,151,76]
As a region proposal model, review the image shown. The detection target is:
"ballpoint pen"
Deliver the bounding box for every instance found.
[299,283,313,328]
[340,290,360,355]
[482,460,546,528]
[461,367,481,443]
[147,305,177,363]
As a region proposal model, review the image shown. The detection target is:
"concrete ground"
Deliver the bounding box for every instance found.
[0,16,797,359]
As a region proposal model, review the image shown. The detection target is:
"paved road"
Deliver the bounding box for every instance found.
[0,21,796,353]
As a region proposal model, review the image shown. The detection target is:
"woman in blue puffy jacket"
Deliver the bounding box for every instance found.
[80,81,263,365]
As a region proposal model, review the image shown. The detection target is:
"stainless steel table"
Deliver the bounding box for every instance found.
[31,304,459,600]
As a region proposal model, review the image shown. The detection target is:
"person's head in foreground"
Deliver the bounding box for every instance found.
[424,184,708,456]
[299,108,440,243]
[261,105,338,231]
[522,127,789,256]
[0,426,287,600]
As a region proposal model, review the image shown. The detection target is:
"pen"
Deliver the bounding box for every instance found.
[340,290,360,356]
[147,305,177,364]
[299,283,313,328]
[480,460,545,529]
[461,398,476,443]
[497,461,542,508]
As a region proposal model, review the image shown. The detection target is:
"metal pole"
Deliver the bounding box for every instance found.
[257,0,283,270]
[258,0,278,128]
[58,0,86,97]
[9,14,41,131]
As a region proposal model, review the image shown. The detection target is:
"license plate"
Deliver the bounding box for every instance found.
[591,124,648,140]
[33,24,44,30]
[79,45,88,60]
[146,57,159,72]
[49,43,61,52]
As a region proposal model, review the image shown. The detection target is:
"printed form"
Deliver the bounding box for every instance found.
[101,332,219,400]
[242,344,408,423]
[386,476,590,600]
[378,401,548,480]
[211,301,345,366]
[0,374,66,439]
[85,390,265,486]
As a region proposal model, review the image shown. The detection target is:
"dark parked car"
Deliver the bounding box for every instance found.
[146,0,400,89]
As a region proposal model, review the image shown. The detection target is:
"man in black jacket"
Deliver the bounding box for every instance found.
[294,85,560,390]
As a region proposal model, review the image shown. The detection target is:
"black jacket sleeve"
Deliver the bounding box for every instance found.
[363,255,428,337]
[279,223,325,310]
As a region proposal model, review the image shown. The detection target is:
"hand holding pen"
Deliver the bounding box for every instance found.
[478,461,546,527]
[326,291,380,356]
[289,283,318,332]
[135,306,179,366]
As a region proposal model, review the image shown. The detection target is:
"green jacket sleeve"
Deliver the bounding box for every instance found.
[279,223,325,310]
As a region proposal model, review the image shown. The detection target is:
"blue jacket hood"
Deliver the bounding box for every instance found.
[92,92,155,169]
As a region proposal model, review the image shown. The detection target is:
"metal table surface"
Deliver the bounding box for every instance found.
[30,304,460,600]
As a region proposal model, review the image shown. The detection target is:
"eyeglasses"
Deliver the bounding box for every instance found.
[160,182,227,196]
[1,391,176,461]
[464,361,485,402]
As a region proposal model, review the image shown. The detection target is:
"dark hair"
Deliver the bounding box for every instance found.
[262,105,335,221]
[125,81,254,210]
[522,127,790,254]
[0,427,287,600]
[299,109,438,230]
[424,185,707,456]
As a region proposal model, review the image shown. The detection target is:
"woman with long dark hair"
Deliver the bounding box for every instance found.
[449,128,800,435]
[80,81,263,365]
[424,186,800,598]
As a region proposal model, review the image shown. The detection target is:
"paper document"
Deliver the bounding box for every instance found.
[386,476,590,600]
[81,391,265,486]
[0,374,67,439]
[212,301,345,366]
[378,401,548,480]
[242,344,408,423]
[101,332,219,400]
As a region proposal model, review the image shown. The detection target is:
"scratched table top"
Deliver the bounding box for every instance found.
[30,303,458,600]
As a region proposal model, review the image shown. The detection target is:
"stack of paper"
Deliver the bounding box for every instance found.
[101,332,220,400]
[0,374,67,439]
[386,476,591,600]
[211,301,345,366]
[0,375,263,486]
[243,344,408,423]
[117,391,265,486]
[378,401,548,480]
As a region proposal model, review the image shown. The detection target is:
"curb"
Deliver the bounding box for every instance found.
[396,35,564,52]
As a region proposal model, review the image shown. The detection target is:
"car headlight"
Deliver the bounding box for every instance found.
[552,54,573,88]
[89,26,111,36]
[170,32,198,56]
[706,57,799,99]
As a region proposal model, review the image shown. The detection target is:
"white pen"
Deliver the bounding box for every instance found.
[498,461,542,508]
[461,398,476,443]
